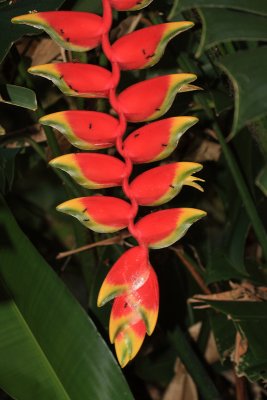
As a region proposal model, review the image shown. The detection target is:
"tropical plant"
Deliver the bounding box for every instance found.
[0,0,267,399]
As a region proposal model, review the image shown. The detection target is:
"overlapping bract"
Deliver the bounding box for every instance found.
[13,1,206,367]
[12,12,104,51]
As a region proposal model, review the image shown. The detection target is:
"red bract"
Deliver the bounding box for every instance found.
[130,162,203,206]
[50,153,126,189]
[118,74,197,122]
[14,0,206,367]
[110,0,153,11]
[109,267,159,366]
[57,196,132,233]
[135,208,207,249]
[39,111,119,150]
[97,246,150,306]
[28,63,114,97]
[112,22,194,70]
[12,12,104,51]
[124,116,198,163]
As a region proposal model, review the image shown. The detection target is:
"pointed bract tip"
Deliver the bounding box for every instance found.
[181,208,207,223]
[28,64,58,76]
[11,13,42,24]
[56,198,80,213]
[49,154,73,168]
[97,283,125,308]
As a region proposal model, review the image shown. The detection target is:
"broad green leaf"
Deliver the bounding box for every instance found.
[0,0,66,63]
[0,197,134,400]
[216,48,267,138]
[172,0,267,16]
[201,300,267,381]
[0,84,37,110]
[196,9,267,57]
[256,165,267,197]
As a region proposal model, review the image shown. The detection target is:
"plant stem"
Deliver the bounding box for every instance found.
[171,246,211,294]
[169,327,222,400]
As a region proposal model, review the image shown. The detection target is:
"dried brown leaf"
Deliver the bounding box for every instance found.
[189,322,220,364]
[191,281,267,305]
[231,332,248,368]
[5,124,46,148]
[30,38,61,65]
[190,139,221,162]
[110,13,143,40]
[163,359,198,400]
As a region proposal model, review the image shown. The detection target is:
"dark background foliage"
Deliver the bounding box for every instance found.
[0,0,267,399]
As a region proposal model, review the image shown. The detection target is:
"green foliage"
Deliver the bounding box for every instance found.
[0,84,37,110]
[216,48,267,137]
[0,197,134,400]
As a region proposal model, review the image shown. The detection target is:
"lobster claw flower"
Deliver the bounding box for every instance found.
[57,196,132,233]
[130,162,204,206]
[50,153,126,189]
[124,116,198,163]
[118,74,198,122]
[97,246,150,306]
[111,267,159,367]
[112,22,194,70]
[109,266,159,342]
[28,63,113,98]
[110,0,153,11]
[39,111,119,150]
[135,208,207,249]
[11,12,104,52]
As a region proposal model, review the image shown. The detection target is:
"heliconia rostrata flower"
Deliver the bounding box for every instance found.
[12,0,207,367]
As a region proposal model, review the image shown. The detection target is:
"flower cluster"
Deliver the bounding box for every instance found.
[13,0,206,367]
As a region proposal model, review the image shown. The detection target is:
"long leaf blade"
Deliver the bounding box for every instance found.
[0,197,134,400]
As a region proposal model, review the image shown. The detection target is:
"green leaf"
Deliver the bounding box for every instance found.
[196,9,267,57]
[0,0,66,63]
[0,148,19,195]
[201,300,267,381]
[256,164,267,197]
[135,348,176,386]
[210,312,235,362]
[175,0,267,16]
[0,197,134,400]
[205,251,248,284]
[0,84,37,110]
[216,48,267,138]
[71,0,102,13]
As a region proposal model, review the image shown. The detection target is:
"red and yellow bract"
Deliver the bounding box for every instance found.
[112,22,194,70]
[40,111,119,150]
[12,12,104,51]
[13,0,206,367]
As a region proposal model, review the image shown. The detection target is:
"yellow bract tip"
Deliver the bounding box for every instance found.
[49,154,75,168]
[28,64,59,76]
[11,13,44,25]
[56,198,82,213]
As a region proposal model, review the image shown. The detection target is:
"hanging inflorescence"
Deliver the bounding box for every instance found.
[13,0,206,367]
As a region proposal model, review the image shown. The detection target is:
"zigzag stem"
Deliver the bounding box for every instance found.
[102,0,148,254]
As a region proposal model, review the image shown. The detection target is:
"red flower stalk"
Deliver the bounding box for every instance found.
[13,1,206,367]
